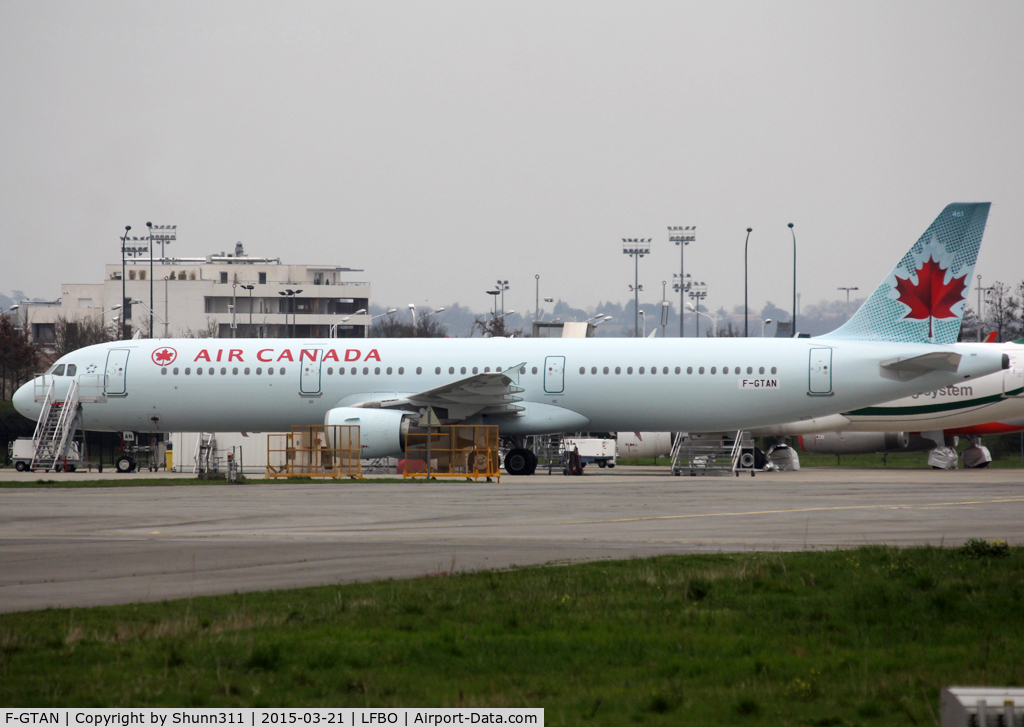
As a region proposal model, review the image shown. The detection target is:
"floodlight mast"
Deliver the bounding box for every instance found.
[622,238,651,338]
[668,226,695,336]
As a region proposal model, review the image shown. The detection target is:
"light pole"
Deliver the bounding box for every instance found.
[486,289,500,318]
[144,223,176,339]
[416,307,445,336]
[623,238,651,338]
[639,309,646,337]
[788,222,797,335]
[743,227,753,337]
[761,318,772,337]
[534,274,540,321]
[130,299,168,335]
[163,276,170,338]
[686,302,717,337]
[687,282,707,337]
[496,280,509,317]
[241,285,254,336]
[147,222,153,338]
[120,226,130,339]
[976,275,996,341]
[661,281,669,338]
[837,286,859,320]
[672,273,691,336]
[668,226,695,337]
[367,308,398,337]
[277,289,304,338]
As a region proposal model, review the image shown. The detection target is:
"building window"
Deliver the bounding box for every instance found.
[220,272,228,284]
[259,272,267,284]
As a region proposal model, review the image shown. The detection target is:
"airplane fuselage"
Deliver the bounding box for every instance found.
[14,337,1006,439]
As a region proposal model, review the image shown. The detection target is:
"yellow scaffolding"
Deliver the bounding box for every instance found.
[267,425,362,479]
[402,425,500,481]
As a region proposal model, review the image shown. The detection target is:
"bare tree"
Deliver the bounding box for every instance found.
[180,318,218,339]
[53,315,116,357]
[984,281,1018,342]
[0,317,37,400]
[471,315,523,338]
[372,312,448,338]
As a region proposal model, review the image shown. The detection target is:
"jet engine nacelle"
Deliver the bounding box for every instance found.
[616,432,674,459]
[324,407,411,459]
[799,431,914,455]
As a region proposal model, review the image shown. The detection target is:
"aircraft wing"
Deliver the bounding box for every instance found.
[349,363,527,421]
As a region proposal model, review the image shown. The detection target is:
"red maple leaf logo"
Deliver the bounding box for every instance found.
[152,347,177,366]
[893,256,967,337]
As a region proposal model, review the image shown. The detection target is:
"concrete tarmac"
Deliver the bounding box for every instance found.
[1,466,1022,613]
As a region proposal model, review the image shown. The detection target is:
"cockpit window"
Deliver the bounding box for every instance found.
[66,364,77,376]
[51,364,65,376]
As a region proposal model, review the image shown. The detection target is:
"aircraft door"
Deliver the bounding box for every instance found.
[104,349,130,396]
[808,348,833,395]
[299,349,323,396]
[1004,354,1024,397]
[544,356,565,394]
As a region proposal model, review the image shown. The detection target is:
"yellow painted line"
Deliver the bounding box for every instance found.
[549,497,1024,526]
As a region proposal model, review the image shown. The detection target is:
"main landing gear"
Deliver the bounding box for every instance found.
[504,447,538,476]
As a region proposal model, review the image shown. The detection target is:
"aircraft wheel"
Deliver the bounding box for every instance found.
[504,448,532,476]
[14,461,27,472]
[115,456,135,473]
[525,450,538,475]
[54,464,64,473]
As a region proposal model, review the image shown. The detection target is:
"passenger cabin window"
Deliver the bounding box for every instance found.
[759,367,765,374]
[771,366,778,374]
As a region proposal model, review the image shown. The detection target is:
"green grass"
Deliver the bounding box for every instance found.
[2,544,1024,723]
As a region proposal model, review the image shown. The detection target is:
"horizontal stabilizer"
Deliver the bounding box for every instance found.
[880,351,961,381]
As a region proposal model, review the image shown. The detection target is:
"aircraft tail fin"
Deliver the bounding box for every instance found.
[821,203,990,344]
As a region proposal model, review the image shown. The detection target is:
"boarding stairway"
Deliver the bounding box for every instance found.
[670,430,756,476]
[30,379,84,471]
[193,433,218,474]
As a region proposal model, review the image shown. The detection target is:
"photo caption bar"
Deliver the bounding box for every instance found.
[2,710,543,727]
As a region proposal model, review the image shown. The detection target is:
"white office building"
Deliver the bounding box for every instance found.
[17,242,372,345]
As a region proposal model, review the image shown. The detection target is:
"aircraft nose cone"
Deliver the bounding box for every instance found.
[12,379,38,421]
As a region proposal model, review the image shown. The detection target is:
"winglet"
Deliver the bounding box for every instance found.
[821,203,990,344]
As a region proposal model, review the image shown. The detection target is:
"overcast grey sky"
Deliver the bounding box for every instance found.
[2,1,1022,318]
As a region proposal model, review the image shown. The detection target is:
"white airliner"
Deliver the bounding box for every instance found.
[12,203,1009,474]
